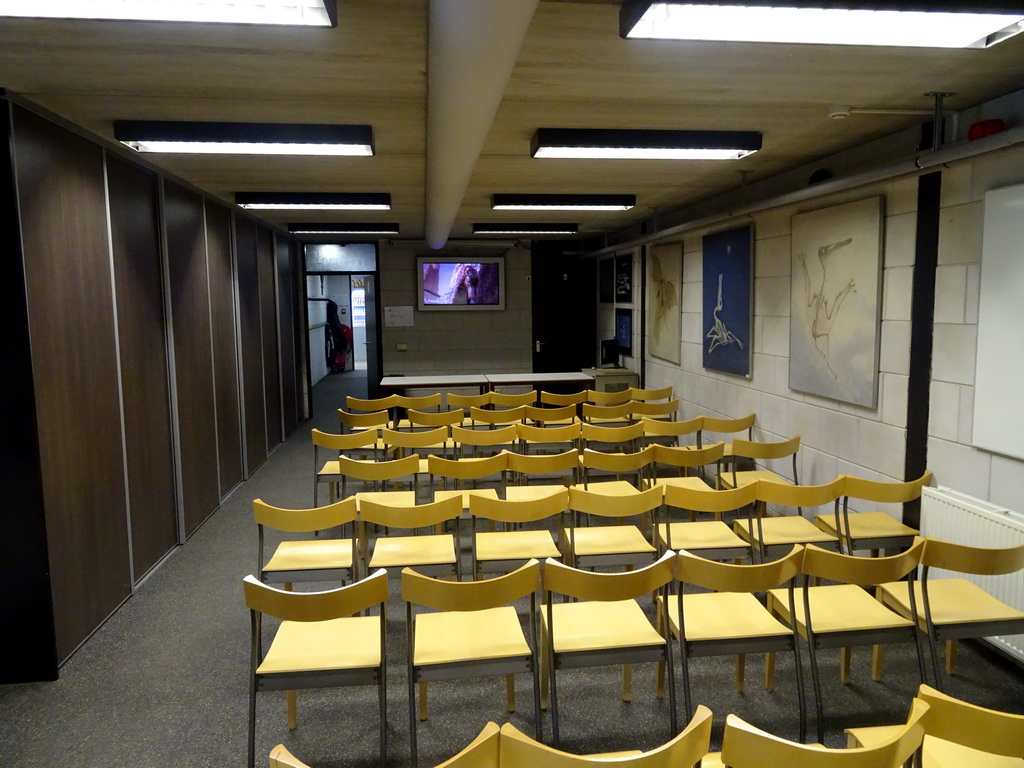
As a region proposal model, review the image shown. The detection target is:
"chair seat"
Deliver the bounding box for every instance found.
[505,484,571,503]
[661,592,793,642]
[650,475,713,491]
[569,525,655,556]
[814,511,918,540]
[846,726,1024,768]
[476,530,561,561]
[257,615,381,674]
[656,521,748,552]
[719,470,792,489]
[733,516,838,546]
[576,479,643,497]
[543,599,664,653]
[877,578,1024,627]
[369,534,456,568]
[767,584,915,635]
[434,488,500,508]
[264,539,354,573]
[356,490,417,508]
[414,605,531,665]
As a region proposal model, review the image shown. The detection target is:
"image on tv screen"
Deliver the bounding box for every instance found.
[421,261,501,306]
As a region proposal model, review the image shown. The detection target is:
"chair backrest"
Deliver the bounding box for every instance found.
[336,453,419,482]
[338,408,391,432]
[731,434,801,461]
[382,426,450,450]
[507,449,579,480]
[471,405,527,426]
[447,391,492,410]
[630,399,679,419]
[540,390,587,407]
[497,705,711,768]
[664,481,758,516]
[394,393,442,411]
[311,427,379,451]
[629,385,674,402]
[580,445,655,476]
[525,404,577,424]
[470,487,569,524]
[916,683,1024,757]
[582,401,634,423]
[756,476,845,508]
[359,494,463,529]
[243,569,388,621]
[427,452,509,481]
[580,421,645,447]
[491,390,537,408]
[801,537,926,585]
[642,415,702,442]
[586,388,633,405]
[720,699,928,768]
[920,536,1024,576]
[347,394,398,413]
[434,722,501,768]
[403,559,540,611]
[677,545,804,593]
[406,408,464,428]
[700,412,755,439]
[543,549,675,602]
[843,470,933,504]
[569,483,663,519]
[652,442,724,470]
[253,496,358,533]
[453,424,519,449]
[517,421,582,448]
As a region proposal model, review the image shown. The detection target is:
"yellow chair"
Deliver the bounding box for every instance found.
[404,561,543,767]
[665,547,808,740]
[525,404,578,427]
[428,452,510,505]
[360,495,464,579]
[406,407,465,432]
[581,421,645,453]
[586,388,633,405]
[338,407,391,434]
[718,435,801,489]
[845,684,1024,768]
[766,538,928,742]
[641,415,702,448]
[254,497,359,588]
[393,393,444,429]
[540,390,587,407]
[491,390,537,408]
[336,452,421,497]
[629,386,674,402]
[447,391,493,410]
[518,422,582,456]
[716,698,928,768]
[471,405,528,429]
[564,484,661,570]
[698,412,755,452]
[497,705,711,768]
[582,400,634,425]
[875,537,1024,684]
[453,424,519,458]
[506,449,580,501]
[470,488,567,575]
[382,426,452,496]
[816,472,932,555]
[648,442,724,489]
[629,399,679,422]
[347,394,399,414]
[311,427,381,505]
[541,551,678,745]
[732,478,843,561]
[578,444,655,490]
[658,482,755,561]
[243,569,388,768]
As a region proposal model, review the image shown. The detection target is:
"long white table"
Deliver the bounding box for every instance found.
[378,371,594,396]
[485,371,594,391]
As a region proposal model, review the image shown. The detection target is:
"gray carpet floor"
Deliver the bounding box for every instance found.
[1,369,1022,768]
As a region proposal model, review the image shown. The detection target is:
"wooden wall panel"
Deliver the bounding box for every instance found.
[105,155,178,578]
[206,201,243,495]
[257,225,283,447]
[164,181,220,536]
[235,215,267,472]
[12,107,131,663]
[275,234,299,436]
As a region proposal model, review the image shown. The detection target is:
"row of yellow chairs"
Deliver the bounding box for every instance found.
[346,386,675,415]
[272,683,1024,768]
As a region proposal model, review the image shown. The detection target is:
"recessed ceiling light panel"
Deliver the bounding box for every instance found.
[114,121,371,156]
[473,223,579,235]
[532,128,761,160]
[287,223,400,234]
[621,1,1024,48]
[492,194,636,211]
[0,0,337,26]
[235,193,391,210]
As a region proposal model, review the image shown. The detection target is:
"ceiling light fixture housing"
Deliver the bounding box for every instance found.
[473,223,579,235]
[620,1,1024,48]
[492,194,636,211]
[0,0,336,25]
[235,193,391,210]
[287,223,400,235]
[532,128,762,160]
[114,121,372,156]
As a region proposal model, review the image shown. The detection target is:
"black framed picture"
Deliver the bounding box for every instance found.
[615,254,632,302]
[615,307,632,355]
[599,258,614,303]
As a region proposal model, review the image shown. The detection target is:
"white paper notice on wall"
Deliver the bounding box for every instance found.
[384,305,414,327]
[973,182,1024,461]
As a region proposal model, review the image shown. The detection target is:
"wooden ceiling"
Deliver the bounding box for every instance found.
[2,0,1023,244]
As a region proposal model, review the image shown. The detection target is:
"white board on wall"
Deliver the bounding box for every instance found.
[973,182,1024,461]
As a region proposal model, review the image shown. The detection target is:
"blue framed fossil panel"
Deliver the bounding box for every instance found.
[789,197,882,407]
[702,225,753,377]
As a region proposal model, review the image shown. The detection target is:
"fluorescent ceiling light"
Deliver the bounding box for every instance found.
[532,128,761,160]
[473,223,579,235]
[288,223,399,234]
[492,194,636,211]
[114,121,372,156]
[620,1,1024,48]
[235,193,391,210]
[0,0,336,26]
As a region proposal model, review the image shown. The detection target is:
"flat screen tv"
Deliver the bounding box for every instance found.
[417,256,505,311]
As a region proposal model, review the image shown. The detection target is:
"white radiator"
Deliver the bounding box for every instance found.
[920,486,1024,664]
